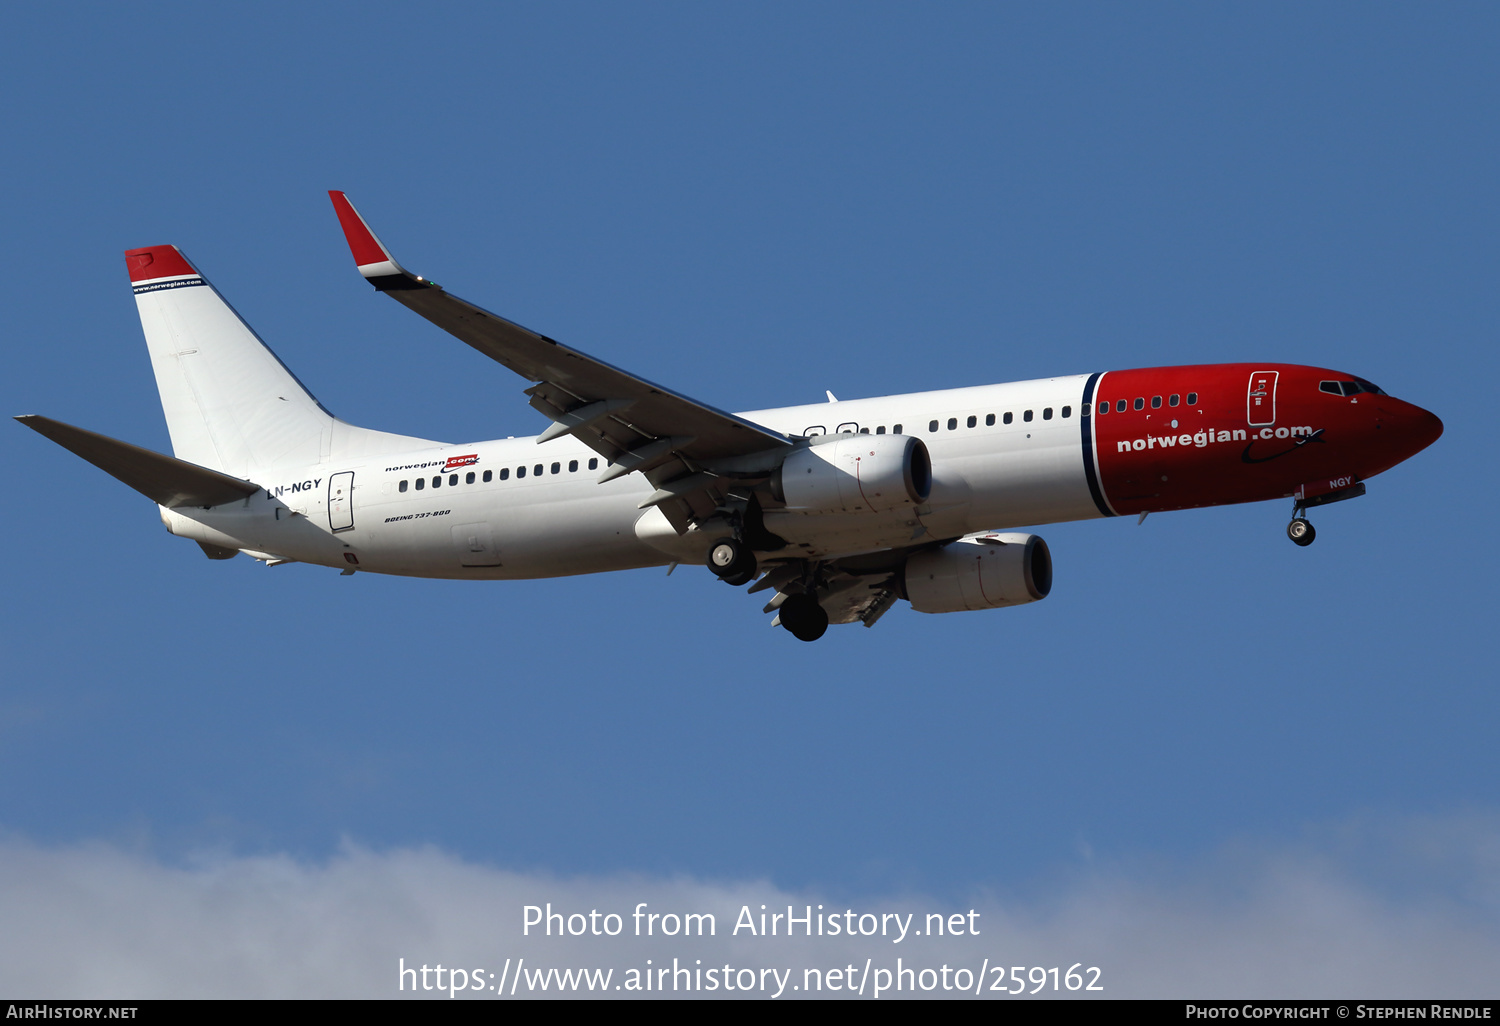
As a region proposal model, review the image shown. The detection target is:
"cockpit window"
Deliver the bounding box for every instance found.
[1320,379,1387,397]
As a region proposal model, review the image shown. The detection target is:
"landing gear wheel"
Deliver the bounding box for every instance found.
[1287,518,1315,546]
[721,567,757,587]
[778,593,828,642]
[707,537,757,585]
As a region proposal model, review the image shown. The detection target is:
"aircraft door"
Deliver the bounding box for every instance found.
[1247,370,1278,426]
[329,471,355,532]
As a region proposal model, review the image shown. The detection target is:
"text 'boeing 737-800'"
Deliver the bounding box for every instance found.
[16,192,1444,641]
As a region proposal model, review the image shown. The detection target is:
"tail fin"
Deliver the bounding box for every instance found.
[127,245,435,475]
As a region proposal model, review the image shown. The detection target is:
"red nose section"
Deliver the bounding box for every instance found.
[1410,405,1434,444]
[1407,405,1444,454]
[1380,399,1443,469]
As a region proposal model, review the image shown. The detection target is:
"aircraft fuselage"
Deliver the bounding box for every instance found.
[159,362,1442,580]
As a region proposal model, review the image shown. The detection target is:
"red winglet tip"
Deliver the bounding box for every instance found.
[124,245,198,283]
[328,190,391,267]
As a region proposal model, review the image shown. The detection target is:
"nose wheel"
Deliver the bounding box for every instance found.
[1287,517,1315,546]
[707,537,758,586]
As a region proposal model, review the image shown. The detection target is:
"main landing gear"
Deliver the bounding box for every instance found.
[777,593,829,642]
[707,537,758,587]
[706,536,828,641]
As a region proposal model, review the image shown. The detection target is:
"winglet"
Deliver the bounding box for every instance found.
[328,190,419,288]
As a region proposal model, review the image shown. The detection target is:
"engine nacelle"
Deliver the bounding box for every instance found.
[772,434,931,514]
[904,533,1052,613]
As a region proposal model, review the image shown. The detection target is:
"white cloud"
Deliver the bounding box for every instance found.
[1,816,1498,998]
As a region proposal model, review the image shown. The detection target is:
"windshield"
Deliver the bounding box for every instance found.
[1319,378,1386,397]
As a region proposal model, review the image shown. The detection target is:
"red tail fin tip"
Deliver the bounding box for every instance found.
[124,245,197,283]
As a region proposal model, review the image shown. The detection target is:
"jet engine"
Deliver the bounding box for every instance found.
[903,533,1052,613]
[771,434,931,514]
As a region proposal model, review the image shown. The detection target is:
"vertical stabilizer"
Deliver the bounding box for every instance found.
[128,245,330,474]
[127,245,435,475]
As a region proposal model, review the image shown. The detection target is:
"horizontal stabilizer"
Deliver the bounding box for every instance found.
[16,415,261,508]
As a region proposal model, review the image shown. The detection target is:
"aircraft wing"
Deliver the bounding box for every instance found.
[329,192,792,528]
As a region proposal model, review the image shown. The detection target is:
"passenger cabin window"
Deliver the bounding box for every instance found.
[1187,392,1198,405]
[947,418,958,430]
[1116,400,1127,413]
[1003,412,1013,424]
[876,426,886,434]
[500,468,509,480]
[1169,394,1180,407]
[1023,410,1033,422]
[1062,406,1072,418]
[893,424,903,434]
[517,466,526,478]
[1043,407,1053,420]
[483,470,492,482]
[415,478,424,490]
[432,476,442,488]
[399,480,408,492]
[449,474,458,486]
[569,459,579,472]
[985,413,995,426]
[588,458,598,470]
[1098,402,1108,415]
[1133,398,1144,411]
[966,415,977,428]
[466,471,475,484]
[535,464,545,476]
[928,420,939,432]
[1151,396,1162,409]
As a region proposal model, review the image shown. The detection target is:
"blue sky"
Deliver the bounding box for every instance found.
[1,3,1496,997]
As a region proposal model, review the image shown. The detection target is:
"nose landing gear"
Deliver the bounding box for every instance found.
[1287,517,1316,546]
[1285,479,1365,547]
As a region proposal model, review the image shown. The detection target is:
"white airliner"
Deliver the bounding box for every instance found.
[16,192,1442,641]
